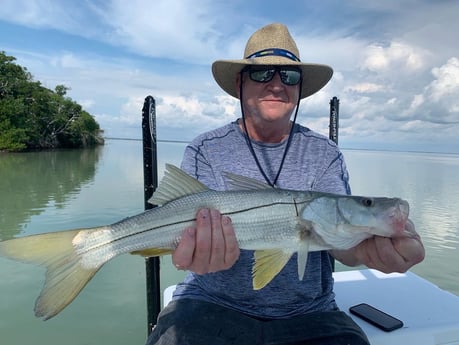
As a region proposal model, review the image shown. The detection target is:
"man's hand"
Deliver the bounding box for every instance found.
[172,209,240,274]
[332,219,425,273]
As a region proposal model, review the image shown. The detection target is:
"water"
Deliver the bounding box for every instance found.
[0,140,458,344]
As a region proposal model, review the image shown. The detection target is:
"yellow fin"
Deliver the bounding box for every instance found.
[130,248,173,257]
[148,164,209,205]
[252,249,293,290]
[0,228,104,320]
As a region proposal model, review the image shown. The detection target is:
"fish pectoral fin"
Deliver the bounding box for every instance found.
[252,249,293,290]
[148,164,209,206]
[130,248,173,257]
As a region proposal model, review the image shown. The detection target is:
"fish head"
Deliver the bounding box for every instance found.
[337,196,410,236]
[299,194,410,249]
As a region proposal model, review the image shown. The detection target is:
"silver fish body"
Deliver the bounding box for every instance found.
[0,164,409,320]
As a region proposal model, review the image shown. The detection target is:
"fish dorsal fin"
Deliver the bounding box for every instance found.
[148,164,209,206]
[252,249,294,290]
[223,172,273,191]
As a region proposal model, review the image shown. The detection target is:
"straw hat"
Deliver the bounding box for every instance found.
[212,23,333,99]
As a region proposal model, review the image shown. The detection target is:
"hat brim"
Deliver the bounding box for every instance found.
[212,58,333,99]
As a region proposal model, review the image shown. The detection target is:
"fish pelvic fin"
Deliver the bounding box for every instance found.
[148,164,209,206]
[297,241,310,281]
[296,219,314,280]
[252,249,293,290]
[0,228,105,320]
[130,248,173,257]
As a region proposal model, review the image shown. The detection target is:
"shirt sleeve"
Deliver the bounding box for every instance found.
[312,149,352,195]
[180,140,219,190]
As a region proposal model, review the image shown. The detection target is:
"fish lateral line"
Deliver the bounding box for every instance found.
[78,218,197,253]
[222,199,308,217]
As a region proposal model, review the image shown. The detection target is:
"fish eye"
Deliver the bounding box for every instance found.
[361,198,374,207]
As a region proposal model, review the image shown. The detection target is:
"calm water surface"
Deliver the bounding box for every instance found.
[0,140,458,344]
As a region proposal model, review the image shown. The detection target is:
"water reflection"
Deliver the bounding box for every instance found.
[0,148,102,240]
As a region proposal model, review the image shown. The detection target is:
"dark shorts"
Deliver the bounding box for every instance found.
[146,299,370,345]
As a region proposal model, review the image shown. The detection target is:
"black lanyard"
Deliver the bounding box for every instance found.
[238,75,302,187]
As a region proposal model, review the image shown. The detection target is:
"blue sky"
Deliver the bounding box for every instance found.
[1,0,458,153]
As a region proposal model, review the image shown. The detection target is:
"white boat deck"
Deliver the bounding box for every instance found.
[163,269,459,344]
[334,269,459,345]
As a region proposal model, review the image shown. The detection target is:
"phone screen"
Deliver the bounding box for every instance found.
[349,303,403,332]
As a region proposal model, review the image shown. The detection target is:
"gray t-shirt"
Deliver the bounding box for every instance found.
[172,121,351,319]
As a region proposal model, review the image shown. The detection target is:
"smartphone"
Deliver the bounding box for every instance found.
[349,303,404,332]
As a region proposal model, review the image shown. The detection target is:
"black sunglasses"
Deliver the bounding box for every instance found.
[242,66,302,86]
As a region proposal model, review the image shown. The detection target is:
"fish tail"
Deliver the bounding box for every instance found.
[0,228,105,320]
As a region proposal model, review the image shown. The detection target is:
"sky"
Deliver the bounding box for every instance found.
[1,0,458,153]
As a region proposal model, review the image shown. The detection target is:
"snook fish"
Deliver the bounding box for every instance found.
[0,164,409,320]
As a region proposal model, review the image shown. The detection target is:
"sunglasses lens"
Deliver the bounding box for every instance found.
[250,69,275,82]
[279,69,301,85]
[246,67,301,85]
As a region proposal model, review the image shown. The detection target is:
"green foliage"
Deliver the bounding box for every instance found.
[0,118,28,151]
[0,51,104,151]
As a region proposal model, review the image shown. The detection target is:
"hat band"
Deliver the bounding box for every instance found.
[246,48,300,62]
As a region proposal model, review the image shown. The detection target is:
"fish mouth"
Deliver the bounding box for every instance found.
[386,199,410,235]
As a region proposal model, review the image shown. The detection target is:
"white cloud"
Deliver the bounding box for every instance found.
[427,57,459,103]
[97,0,222,64]
[156,94,236,130]
[406,94,425,114]
[50,53,87,69]
[0,0,99,35]
[118,97,145,125]
[79,99,95,110]
[346,83,385,94]
[401,58,459,124]
[362,41,426,73]
[295,34,365,71]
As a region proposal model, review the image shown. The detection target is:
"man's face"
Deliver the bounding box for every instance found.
[236,66,300,124]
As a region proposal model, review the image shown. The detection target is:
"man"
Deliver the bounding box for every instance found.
[147,23,425,345]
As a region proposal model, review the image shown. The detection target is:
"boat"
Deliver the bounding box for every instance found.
[163,269,459,344]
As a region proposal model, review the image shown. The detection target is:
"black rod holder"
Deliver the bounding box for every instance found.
[142,95,161,335]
